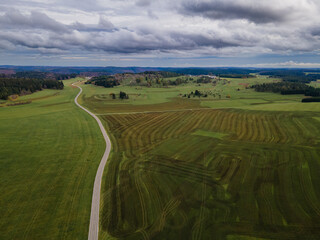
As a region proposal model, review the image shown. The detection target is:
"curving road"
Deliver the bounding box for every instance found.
[72,82,111,240]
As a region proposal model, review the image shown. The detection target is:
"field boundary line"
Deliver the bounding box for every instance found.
[72,82,112,240]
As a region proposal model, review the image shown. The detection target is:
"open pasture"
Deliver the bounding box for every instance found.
[80,76,311,115]
[0,79,105,239]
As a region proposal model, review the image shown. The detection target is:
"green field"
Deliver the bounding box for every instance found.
[80,76,315,114]
[79,76,320,240]
[0,79,105,239]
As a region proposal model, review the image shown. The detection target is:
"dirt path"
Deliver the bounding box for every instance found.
[72,83,111,240]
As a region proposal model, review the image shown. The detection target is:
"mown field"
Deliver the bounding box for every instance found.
[0,79,105,239]
[80,75,320,240]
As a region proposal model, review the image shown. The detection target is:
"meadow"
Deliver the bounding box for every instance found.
[81,75,319,114]
[0,79,105,239]
[79,75,320,240]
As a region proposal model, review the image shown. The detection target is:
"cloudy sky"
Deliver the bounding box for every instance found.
[1,0,320,67]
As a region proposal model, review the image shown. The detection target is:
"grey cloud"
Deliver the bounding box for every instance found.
[0,10,70,32]
[136,0,151,7]
[72,17,116,32]
[147,10,158,19]
[63,28,244,54]
[169,32,242,49]
[0,32,66,50]
[181,1,288,23]
[0,25,242,54]
[0,10,117,33]
[0,0,319,63]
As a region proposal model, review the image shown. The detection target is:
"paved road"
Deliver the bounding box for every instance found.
[72,83,111,240]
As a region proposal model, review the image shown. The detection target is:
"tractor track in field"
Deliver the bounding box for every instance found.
[72,82,112,240]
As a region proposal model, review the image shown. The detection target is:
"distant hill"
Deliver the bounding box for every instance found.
[2,65,320,76]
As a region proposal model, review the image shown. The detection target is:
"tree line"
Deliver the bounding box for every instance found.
[4,71,78,80]
[143,71,183,78]
[0,78,64,100]
[259,70,320,83]
[251,82,320,97]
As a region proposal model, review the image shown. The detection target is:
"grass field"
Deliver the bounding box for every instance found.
[0,79,105,239]
[80,75,316,114]
[80,76,320,240]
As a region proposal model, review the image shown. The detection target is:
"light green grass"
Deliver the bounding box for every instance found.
[192,129,228,140]
[81,75,315,113]
[314,117,320,122]
[242,102,320,112]
[0,78,105,239]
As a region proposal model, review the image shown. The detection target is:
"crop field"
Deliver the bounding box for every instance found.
[80,76,320,240]
[0,79,105,239]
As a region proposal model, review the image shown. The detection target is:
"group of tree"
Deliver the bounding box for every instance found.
[143,71,183,78]
[301,98,320,102]
[182,90,222,98]
[0,77,64,100]
[119,91,129,99]
[196,76,213,84]
[219,74,255,79]
[251,82,320,97]
[87,76,120,88]
[109,91,129,100]
[166,77,189,86]
[13,71,77,80]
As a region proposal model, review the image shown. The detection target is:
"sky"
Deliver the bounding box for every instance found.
[1,0,320,67]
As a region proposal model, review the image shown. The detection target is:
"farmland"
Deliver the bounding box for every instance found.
[79,75,320,240]
[0,79,105,239]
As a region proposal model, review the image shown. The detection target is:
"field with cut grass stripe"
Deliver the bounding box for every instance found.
[80,78,320,240]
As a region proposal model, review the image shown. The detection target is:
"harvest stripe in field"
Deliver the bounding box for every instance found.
[72,82,112,240]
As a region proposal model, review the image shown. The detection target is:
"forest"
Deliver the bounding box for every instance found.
[251,82,320,97]
[0,77,64,99]
[0,71,78,80]
[259,70,320,83]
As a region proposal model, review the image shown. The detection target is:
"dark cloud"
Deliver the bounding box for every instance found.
[181,1,288,23]
[169,32,241,49]
[0,25,242,54]
[135,0,151,7]
[0,10,116,34]
[72,17,116,32]
[0,32,66,50]
[0,10,70,32]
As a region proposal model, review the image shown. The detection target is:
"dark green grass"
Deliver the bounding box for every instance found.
[95,109,320,240]
[0,79,105,239]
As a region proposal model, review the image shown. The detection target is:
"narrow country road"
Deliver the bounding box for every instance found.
[72,82,111,240]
